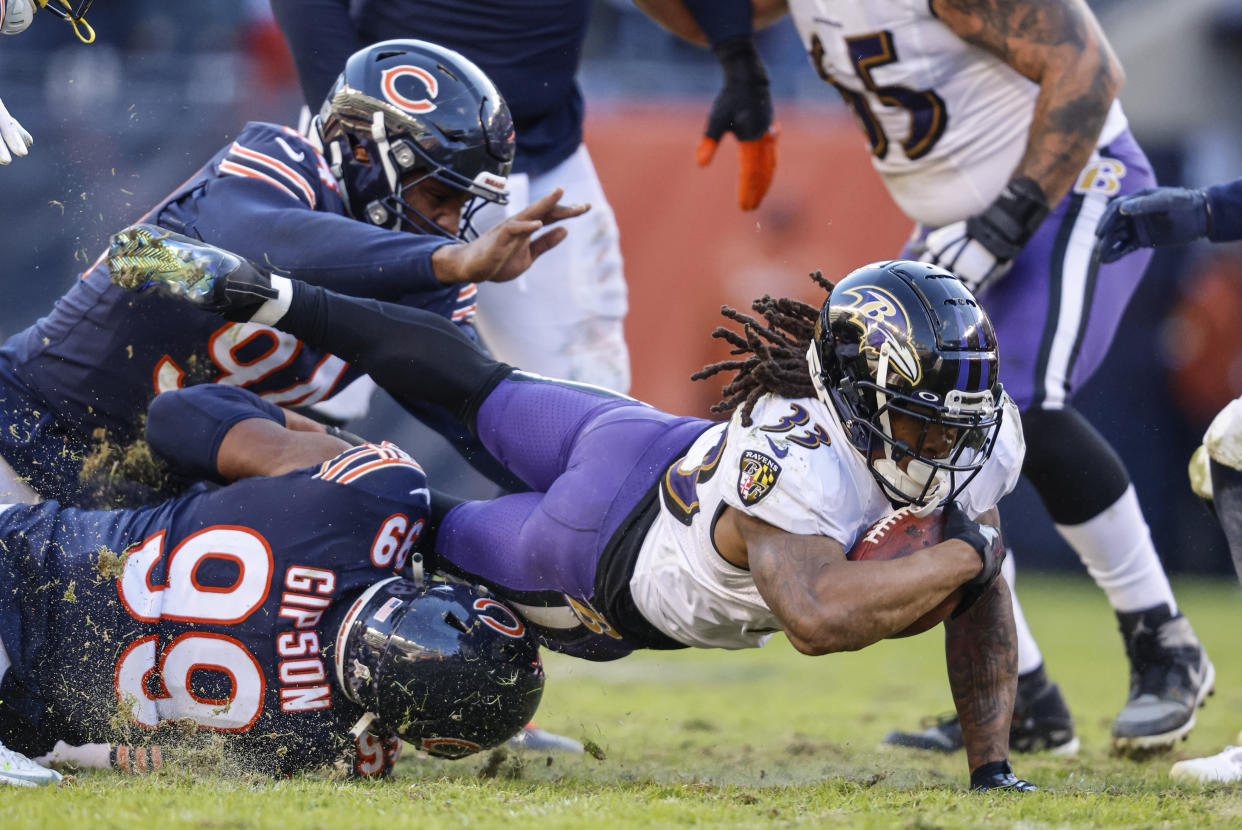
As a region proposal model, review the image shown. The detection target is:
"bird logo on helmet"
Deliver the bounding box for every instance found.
[808,260,1005,512]
[315,39,515,241]
[334,577,545,758]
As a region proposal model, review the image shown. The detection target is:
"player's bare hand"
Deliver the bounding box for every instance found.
[431,188,590,285]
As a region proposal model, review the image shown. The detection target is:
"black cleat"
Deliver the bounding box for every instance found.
[883,665,1079,755]
[1111,604,1214,757]
[107,223,278,322]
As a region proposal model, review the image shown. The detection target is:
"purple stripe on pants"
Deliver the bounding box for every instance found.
[904,128,1156,410]
[436,375,710,652]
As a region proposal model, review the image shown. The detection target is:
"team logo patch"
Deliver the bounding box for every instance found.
[380,65,438,114]
[738,450,782,506]
[833,285,922,386]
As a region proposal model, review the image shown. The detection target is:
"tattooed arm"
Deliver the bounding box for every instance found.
[943,507,1017,776]
[721,506,981,654]
[931,0,1123,206]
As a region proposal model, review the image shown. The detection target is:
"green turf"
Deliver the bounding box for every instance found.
[5,573,1241,829]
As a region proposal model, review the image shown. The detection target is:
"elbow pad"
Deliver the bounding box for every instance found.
[146,385,285,483]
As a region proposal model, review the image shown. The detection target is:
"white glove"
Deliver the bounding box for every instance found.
[918,176,1051,297]
[918,220,1013,295]
[0,94,32,164]
[1,0,38,35]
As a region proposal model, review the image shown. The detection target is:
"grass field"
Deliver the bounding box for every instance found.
[6,573,1241,829]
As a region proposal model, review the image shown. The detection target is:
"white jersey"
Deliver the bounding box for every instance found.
[787,0,1127,226]
[629,393,1025,650]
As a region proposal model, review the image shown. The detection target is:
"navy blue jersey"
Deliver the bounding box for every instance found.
[273,0,590,176]
[0,442,429,776]
[1207,177,1242,242]
[0,122,472,503]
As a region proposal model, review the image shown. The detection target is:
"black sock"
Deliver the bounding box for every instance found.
[1210,459,1242,588]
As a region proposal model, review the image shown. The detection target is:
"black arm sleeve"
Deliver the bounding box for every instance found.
[276,283,513,432]
[681,0,753,45]
[270,0,361,109]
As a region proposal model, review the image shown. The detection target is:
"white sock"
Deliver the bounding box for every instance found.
[1002,552,1045,675]
[251,274,293,326]
[34,741,112,769]
[1055,485,1177,614]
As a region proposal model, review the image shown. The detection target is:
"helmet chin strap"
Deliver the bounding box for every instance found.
[872,343,946,516]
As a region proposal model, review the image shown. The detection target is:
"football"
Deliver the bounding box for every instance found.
[847,506,960,637]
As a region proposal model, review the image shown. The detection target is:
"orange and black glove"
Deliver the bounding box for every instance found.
[696,34,778,212]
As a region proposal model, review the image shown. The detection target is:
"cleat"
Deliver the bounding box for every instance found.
[507,723,584,754]
[1111,604,1214,757]
[883,666,1078,755]
[107,223,279,322]
[0,741,63,787]
[1170,745,1242,785]
[882,712,964,753]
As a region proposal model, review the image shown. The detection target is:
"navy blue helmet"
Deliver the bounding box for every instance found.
[335,578,544,758]
[317,39,515,240]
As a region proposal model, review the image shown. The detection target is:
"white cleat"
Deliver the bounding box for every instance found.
[507,724,584,754]
[1170,745,1242,785]
[0,742,63,787]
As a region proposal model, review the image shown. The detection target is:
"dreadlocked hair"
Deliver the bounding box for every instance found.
[691,271,836,427]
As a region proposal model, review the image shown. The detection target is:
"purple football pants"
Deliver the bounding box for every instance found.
[905,128,1156,411]
[435,374,710,659]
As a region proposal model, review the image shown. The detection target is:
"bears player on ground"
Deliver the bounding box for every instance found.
[643,0,1214,759]
[117,236,1038,792]
[271,0,777,396]
[0,382,544,786]
[1096,175,1242,783]
[0,39,584,507]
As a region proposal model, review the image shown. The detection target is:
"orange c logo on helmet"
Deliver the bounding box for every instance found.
[473,598,525,637]
[380,65,438,114]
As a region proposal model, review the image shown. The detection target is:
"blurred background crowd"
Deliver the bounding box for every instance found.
[1,0,1241,574]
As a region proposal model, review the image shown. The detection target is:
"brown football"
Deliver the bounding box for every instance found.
[846,506,959,637]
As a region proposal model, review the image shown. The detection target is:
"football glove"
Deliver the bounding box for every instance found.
[919,176,1049,294]
[970,760,1037,792]
[1094,186,1210,264]
[695,34,778,212]
[943,500,1004,617]
[0,94,32,164]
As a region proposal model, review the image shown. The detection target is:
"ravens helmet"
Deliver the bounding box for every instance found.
[808,260,1005,511]
[334,578,544,758]
[317,39,514,240]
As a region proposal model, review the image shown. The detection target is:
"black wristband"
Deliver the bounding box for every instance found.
[967,176,1050,261]
[712,34,769,87]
